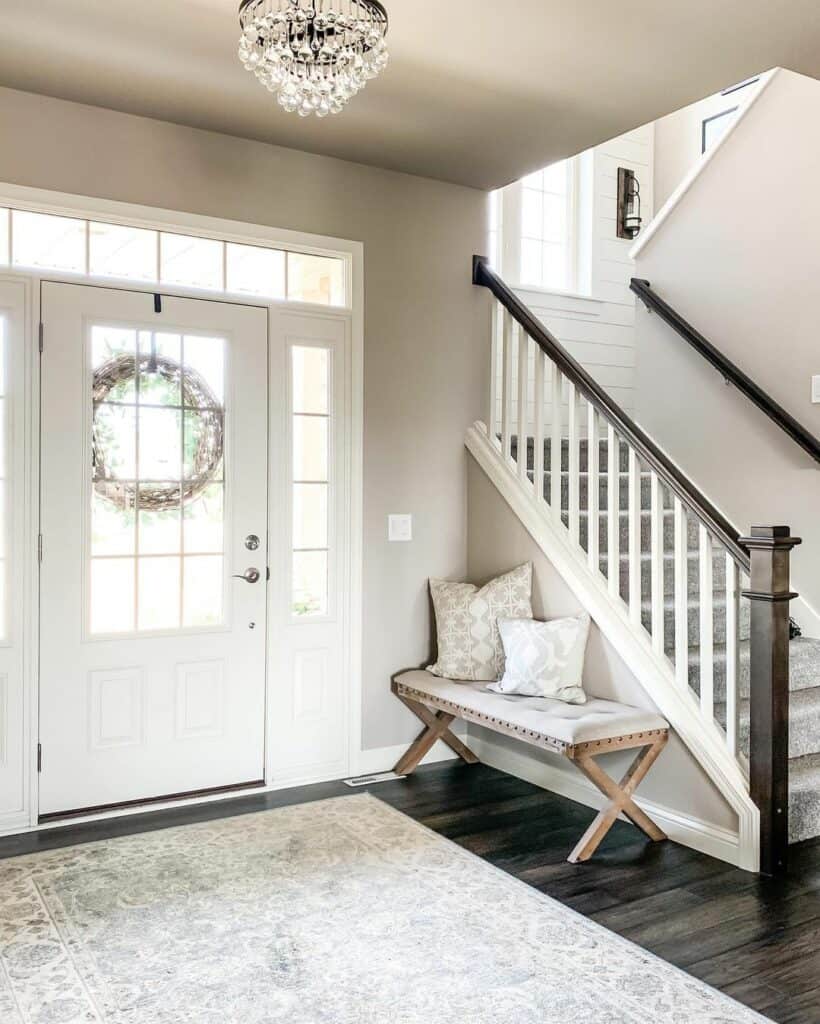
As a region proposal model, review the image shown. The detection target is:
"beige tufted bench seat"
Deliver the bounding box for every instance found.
[392,670,670,863]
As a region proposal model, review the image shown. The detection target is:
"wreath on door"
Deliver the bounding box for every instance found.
[92,353,224,512]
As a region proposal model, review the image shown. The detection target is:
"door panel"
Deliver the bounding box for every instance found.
[39,283,268,815]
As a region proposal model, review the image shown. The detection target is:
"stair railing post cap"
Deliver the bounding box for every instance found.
[739,526,802,549]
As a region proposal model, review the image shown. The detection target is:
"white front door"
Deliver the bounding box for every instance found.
[39,282,269,817]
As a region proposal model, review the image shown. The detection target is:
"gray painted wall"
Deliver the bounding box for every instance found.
[0,85,490,753]
[634,69,820,634]
[467,455,737,833]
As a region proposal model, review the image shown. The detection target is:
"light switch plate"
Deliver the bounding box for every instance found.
[813,376,820,404]
[388,514,413,543]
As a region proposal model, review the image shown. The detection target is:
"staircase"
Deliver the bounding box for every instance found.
[513,436,820,845]
[474,253,816,872]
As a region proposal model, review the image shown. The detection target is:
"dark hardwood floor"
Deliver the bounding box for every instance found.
[1,761,818,1023]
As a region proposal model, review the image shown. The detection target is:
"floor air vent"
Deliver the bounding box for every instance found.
[343,771,406,787]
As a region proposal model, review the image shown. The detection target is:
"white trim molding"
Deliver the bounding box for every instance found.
[630,69,777,260]
[466,422,759,872]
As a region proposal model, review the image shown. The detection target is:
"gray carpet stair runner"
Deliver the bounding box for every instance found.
[513,436,820,845]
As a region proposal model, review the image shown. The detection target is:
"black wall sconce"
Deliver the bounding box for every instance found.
[617,167,642,239]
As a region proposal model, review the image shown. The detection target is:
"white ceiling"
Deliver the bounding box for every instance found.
[0,0,818,189]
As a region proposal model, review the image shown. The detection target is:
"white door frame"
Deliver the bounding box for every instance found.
[0,182,364,835]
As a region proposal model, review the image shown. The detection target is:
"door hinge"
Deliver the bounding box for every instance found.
[38,323,44,353]
[37,743,42,773]
[38,533,43,563]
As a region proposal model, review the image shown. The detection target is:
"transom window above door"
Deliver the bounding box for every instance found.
[0,207,347,307]
[89,324,227,635]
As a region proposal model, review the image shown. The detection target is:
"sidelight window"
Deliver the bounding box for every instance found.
[291,344,331,618]
[0,315,7,641]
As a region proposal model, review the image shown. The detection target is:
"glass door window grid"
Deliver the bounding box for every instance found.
[89,325,227,636]
[290,344,332,619]
[496,157,582,293]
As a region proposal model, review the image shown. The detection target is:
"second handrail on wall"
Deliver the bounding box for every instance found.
[630,278,820,464]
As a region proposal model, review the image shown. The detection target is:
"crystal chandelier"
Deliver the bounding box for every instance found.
[238,0,389,118]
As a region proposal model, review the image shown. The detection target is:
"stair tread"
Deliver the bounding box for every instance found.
[574,508,674,517]
[688,637,820,693]
[713,686,820,761]
[600,550,726,565]
[716,684,820,720]
[789,751,820,786]
[788,753,820,843]
[641,594,738,613]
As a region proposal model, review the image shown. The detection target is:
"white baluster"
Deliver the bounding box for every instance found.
[725,554,740,757]
[650,473,665,656]
[550,366,563,520]
[607,424,620,600]
[628,448,642,627]
[533,348,545,503]
[587,404,599,572]
[501,309,514,464]
[567,381,580,545]
[699,525,715,719]
[488,301,501,447]
[673,498,689,691]
[517,329,529,481]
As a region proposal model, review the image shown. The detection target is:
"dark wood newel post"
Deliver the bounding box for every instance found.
[739,526,802,876]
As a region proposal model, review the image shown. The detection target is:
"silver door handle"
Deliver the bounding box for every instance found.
[233,568,261,584]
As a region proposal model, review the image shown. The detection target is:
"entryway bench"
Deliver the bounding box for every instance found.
[392,670,670,863]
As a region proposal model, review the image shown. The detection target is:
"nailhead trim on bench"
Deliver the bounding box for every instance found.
[396,682,668,758]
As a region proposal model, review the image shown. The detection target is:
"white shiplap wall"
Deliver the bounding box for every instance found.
[494,123,654,434]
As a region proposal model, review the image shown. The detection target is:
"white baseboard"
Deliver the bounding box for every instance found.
[469,731,742,868]
[353,741,458,777]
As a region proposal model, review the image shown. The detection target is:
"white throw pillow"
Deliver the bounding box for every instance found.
[427,564,533,682]
[488,614,590,704]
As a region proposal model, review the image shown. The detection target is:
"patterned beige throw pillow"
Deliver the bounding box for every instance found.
[488,614,590,704]
[427,563,533,682]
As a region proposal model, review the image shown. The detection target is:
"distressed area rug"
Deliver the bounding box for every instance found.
[0,794,772,1024]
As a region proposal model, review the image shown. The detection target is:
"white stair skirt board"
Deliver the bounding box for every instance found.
[469,730,741,868]
[466,423,759,871]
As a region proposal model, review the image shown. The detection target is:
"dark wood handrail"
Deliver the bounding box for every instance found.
[472,255,751,571]
[631,278,820,465]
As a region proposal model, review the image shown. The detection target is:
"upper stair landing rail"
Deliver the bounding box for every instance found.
[472,254,800,875]
[631,278,820,464]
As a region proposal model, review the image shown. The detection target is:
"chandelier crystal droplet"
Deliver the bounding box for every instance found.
[238,0,389,118]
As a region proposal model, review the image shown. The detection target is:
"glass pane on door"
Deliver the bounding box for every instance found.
[89,325,228,635]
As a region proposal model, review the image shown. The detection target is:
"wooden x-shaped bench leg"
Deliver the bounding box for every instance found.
[393,694,479,775]
[567,734,668,864]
